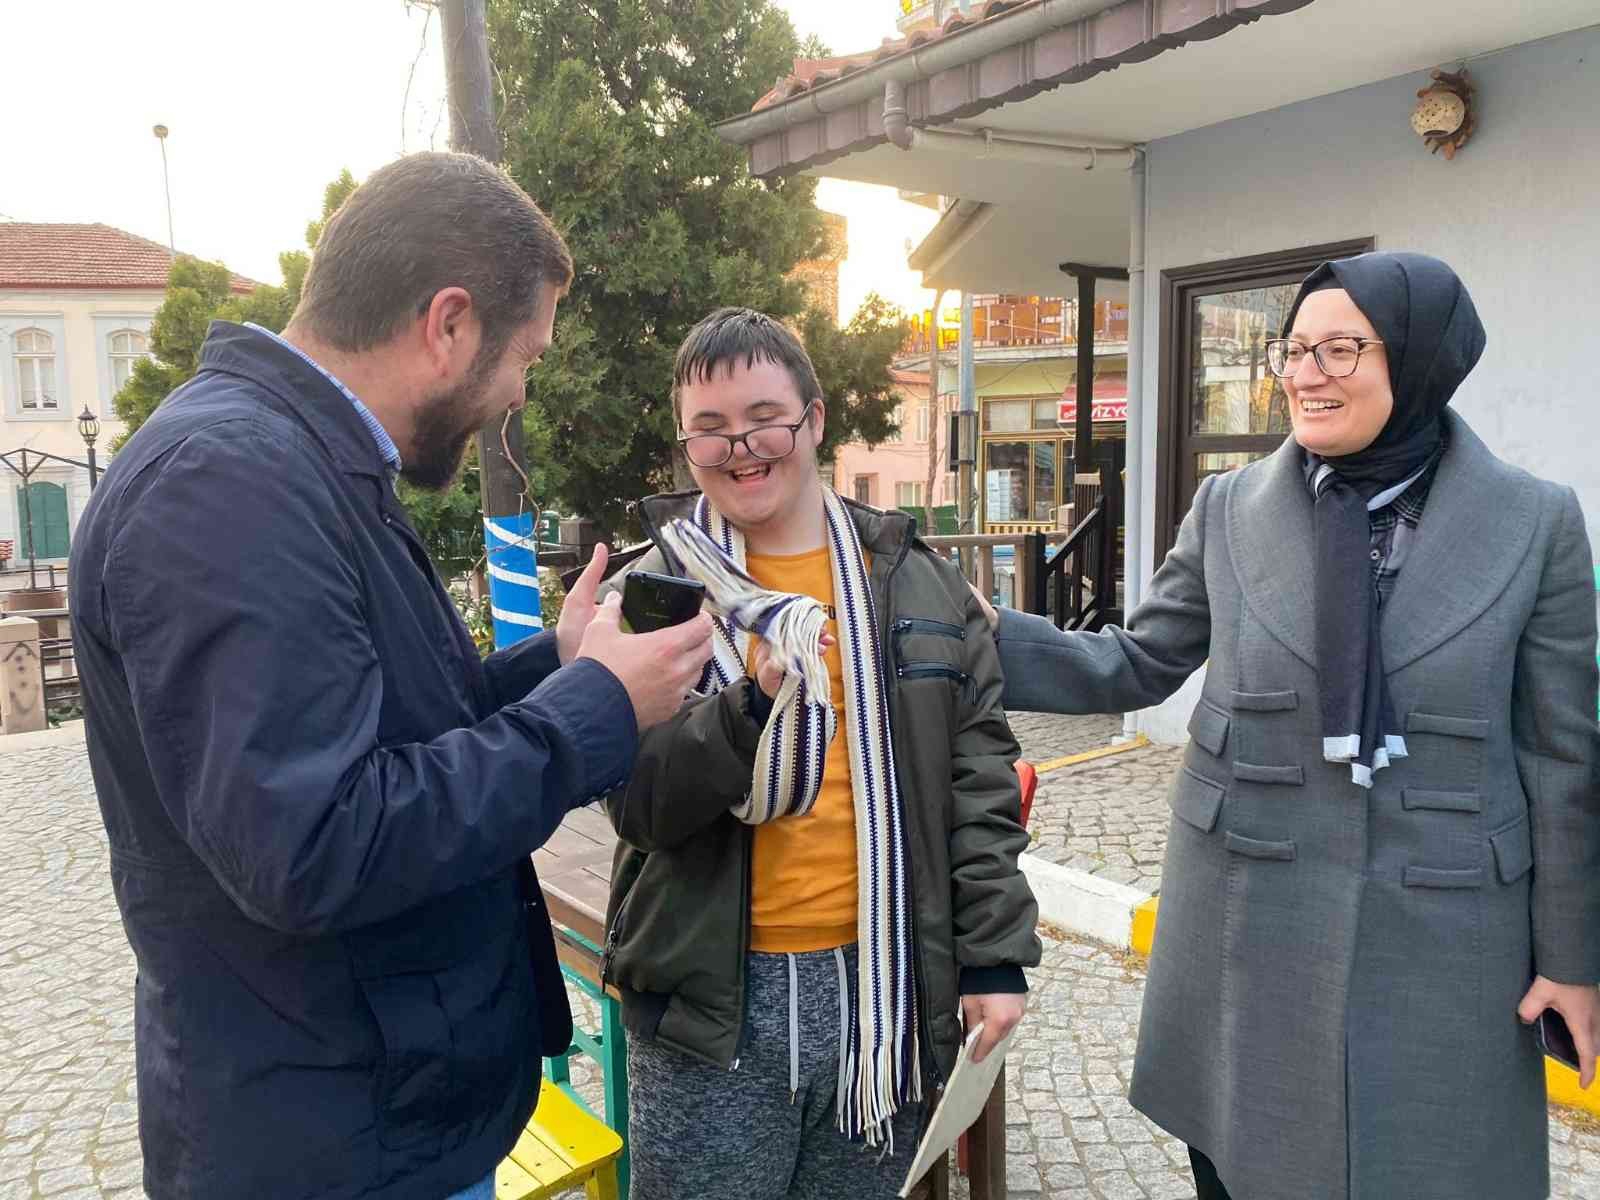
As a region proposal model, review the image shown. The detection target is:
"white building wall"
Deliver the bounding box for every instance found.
[0,289,159,565]
[1134,23,1600,741]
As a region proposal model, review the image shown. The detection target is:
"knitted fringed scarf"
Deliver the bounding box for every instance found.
[656,490,922,1146]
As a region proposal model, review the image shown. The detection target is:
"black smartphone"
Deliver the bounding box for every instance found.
[1539,1008,1581,1072]
[621,571,706,634]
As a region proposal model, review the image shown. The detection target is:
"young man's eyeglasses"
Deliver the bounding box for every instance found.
[1264,336,1384,379]
[677,399,817,469]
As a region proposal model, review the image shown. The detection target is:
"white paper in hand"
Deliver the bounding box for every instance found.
[899,1022,1018,1197]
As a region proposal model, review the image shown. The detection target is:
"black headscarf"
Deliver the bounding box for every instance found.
[1282,252,1486,787]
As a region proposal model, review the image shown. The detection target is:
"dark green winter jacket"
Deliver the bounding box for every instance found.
[599,491,1041,1089]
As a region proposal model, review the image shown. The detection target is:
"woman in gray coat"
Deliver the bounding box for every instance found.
[983,252,1600,1200]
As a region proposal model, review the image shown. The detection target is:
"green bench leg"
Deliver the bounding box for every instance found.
[601,993,629,1198]
[546,961,631,1196]
[545,1049,572,1086]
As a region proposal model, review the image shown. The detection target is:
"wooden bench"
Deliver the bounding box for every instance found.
[496,1079,622,1200]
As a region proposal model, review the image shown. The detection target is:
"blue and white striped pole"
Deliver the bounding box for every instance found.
[483,512,542,649]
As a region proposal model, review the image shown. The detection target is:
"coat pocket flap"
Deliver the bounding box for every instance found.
[1405,711,1489,740]
[1233,761,1305,786]
[1230,689,1299,712]
[1402,788,1482,813]
[1403,865,1485,889]
[892,618,966,669]
[1171,767,1225,833]
[1490,815,1534,884]
[1224,832,1296,860]
[1187,700,1230,757]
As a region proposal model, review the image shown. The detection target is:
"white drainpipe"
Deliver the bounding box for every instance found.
[884,80,1136,170]
[907,126,1138,170]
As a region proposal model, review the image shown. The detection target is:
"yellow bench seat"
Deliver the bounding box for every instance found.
[496,1079,622,1200]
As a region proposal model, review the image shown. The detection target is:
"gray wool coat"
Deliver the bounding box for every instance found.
[995,412,1600,1200]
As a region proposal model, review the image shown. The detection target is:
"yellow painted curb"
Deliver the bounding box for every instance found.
[1130,896,1159,957]
[1127,896,1600,1118]
[1035,733,1150,775]
[1546,1058,1600,1118]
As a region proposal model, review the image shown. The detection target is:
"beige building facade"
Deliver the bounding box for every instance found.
[0,223,251,568]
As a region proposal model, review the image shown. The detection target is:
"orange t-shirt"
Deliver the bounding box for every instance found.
[744,547,858,954]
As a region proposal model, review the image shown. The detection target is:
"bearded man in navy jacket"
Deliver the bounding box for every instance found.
[69,151,713,1200]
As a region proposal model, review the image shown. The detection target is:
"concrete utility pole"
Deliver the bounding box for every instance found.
[439,0,542,648]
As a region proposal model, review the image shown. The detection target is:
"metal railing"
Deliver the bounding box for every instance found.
[1028,454,1124,632]
[40,635,80,711]
[0,563,67,590]
[922,531,1065,611]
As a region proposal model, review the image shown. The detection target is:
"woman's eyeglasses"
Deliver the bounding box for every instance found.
[1265,336,1384,379]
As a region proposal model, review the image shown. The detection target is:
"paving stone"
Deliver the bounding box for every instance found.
[1070,1118,1110,1144]
[1007,1159,1044,1192]
[1081,1143,1127,1173]
[1091,1171,1146,1200]
[36,1163,95,1194]
[96,1158,145,1190]
[1044,1163,1089,1189]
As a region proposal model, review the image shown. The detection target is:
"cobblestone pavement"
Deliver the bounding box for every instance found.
[1024,742,1184,894]
[1008,713,1127,768]
[0,732,141,1200]
[8,725,1600,1200]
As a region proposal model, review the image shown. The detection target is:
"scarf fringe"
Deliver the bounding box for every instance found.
[1323,732,1410,788]
[658,517,833,704]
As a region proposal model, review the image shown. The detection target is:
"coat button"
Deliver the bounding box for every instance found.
[1369,548,1381,561]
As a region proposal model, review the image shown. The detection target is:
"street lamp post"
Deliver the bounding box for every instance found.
[77,407,100,490]
[153,124,175,255]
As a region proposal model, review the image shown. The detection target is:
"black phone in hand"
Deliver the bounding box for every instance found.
[1539,1009,1581,1072]
[621,571,705,634]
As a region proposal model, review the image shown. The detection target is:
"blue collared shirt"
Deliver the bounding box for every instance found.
[244,323,402,476]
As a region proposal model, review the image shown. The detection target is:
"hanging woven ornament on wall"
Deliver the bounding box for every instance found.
[1411,67,1476,160]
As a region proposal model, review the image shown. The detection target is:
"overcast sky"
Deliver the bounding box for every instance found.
[2,1,936,319]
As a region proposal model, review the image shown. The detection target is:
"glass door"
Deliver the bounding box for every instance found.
[1177,281,1296,508]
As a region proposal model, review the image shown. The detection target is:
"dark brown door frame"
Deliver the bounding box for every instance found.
[1153,237,1375,560]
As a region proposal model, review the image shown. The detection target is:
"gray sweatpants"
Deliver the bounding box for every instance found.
[626,944,924,1200]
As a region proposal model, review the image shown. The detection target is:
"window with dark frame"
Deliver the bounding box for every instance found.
[1154,238,1375,560]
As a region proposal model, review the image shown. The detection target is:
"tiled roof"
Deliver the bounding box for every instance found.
[0,223,259,293]
[756,1,1032,111]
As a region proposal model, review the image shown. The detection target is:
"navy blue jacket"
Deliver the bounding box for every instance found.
[68,322,637,1199]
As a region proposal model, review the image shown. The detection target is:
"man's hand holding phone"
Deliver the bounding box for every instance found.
[562,550,713,731]
[577,595,712,731]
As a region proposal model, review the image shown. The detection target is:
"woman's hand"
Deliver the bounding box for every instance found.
[1518,975,1600,1088]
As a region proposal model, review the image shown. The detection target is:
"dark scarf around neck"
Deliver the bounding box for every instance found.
[1284,252,1486,787]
